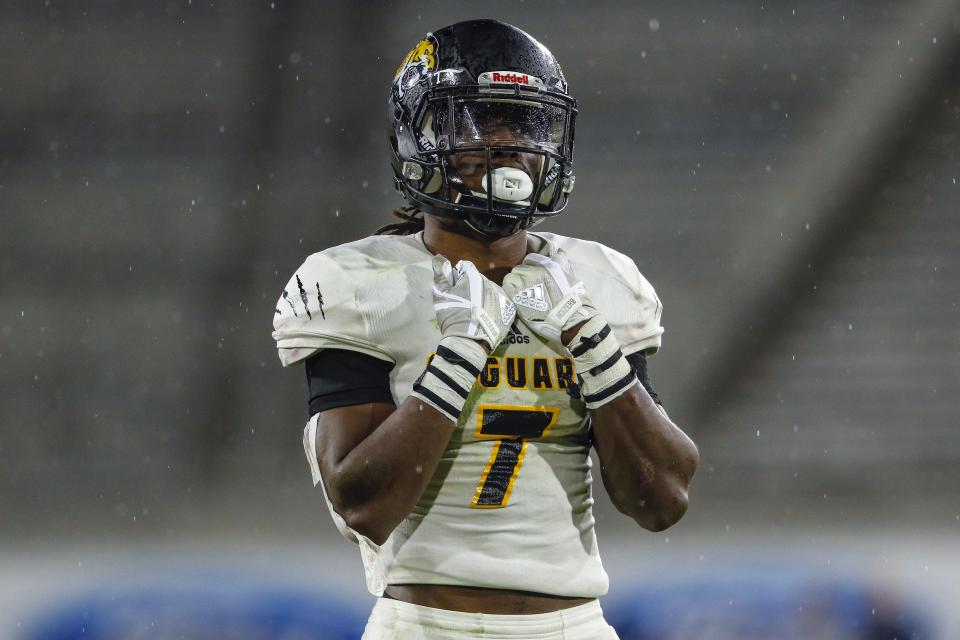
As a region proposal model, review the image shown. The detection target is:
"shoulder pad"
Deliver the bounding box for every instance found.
[272,248,395,367]
[536,233,664,356]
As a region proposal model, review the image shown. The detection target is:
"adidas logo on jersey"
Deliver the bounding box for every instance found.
[503,324,530,344]
[514,283,549,312]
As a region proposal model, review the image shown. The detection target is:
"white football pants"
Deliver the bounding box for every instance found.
[361,597,621,640]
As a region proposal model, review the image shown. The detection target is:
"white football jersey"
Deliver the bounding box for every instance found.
[273,230,663,598]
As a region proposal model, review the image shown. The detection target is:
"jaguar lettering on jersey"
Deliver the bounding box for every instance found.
[424,350,575,392]
[478,354,575,391]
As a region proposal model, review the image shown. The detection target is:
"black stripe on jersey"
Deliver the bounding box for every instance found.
[569,324,612,357]
[436,345,482,379]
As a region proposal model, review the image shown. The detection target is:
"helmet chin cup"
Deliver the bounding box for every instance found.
[465,210,534,238]
[481,167,534,203]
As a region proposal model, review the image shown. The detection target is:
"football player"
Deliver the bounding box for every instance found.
[273,19,699,640]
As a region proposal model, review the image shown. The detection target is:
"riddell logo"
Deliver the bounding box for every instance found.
[479,71,546,90]
[492,72,529,84]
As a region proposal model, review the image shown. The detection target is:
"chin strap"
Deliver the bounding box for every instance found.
[464,213,529,238]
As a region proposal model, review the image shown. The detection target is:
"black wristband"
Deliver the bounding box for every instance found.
[625,351,662,406]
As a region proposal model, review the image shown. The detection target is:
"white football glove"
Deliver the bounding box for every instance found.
[502,252,638,409]
[430,254,516,349]
[411,254,516,422]
[501,252,594,349]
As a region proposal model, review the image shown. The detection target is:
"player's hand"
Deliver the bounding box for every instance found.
[503,252,637,409]
[431,254,515,353]
[412,255,516,422]
[501,251,597,350]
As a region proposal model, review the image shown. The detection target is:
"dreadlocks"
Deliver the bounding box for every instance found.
[374,204,426,236]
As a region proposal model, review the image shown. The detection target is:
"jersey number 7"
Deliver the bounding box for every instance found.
[471,404,560,508]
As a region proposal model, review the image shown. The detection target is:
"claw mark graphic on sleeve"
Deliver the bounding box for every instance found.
[282,290,298,317]
[316,282,326,319]
[296,275,312,319]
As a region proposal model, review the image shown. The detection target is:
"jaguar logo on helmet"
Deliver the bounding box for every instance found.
[393,35,438,98]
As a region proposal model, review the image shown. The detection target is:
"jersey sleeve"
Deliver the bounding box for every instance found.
[599,247,665,357]
[618,261,664,356]
[272,251,396,367]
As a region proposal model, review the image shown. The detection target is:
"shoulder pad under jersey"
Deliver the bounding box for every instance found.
[534,232,664,356]
[272,240,399,367]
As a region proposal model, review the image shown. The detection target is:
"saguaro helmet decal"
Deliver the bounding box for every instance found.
[393,34,438,97]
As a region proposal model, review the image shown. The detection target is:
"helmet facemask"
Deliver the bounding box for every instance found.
[398,79,576,237]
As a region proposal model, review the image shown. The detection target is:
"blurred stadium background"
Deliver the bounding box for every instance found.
[2,1,958,638]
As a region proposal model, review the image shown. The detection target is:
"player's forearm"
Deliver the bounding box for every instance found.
[560,317,698,530]
[323,398,455,545]
[591,382,699,531]
[325,256,509,545]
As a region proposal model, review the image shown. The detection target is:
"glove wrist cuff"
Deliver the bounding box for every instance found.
[568,315,636,410]
[437,336,489,371]
[567,316,615,364]
[579,359,637,409]
[410,337,487,422]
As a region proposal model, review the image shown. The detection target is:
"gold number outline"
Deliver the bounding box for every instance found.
[470,404,560,509]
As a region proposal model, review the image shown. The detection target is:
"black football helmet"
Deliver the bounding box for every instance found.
[388,19,577,237]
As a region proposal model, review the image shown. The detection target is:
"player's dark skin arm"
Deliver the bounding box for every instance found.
[317,218,528,546]
[590,384,698,531]
[560,326,700,531]
[315,398,456,546]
